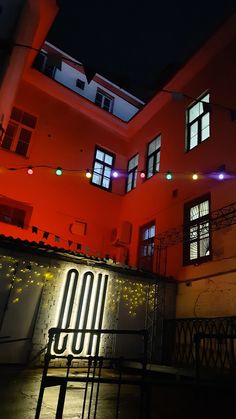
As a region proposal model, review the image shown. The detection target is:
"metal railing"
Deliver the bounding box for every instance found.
[162,316,236,370]
[35,327,149,419]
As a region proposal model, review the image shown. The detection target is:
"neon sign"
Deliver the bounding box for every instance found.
[53,268,108,356]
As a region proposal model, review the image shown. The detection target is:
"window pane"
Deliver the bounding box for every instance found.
[189,102,200,123]
[148,139,156,155]
[190,135,198,149]
[199,222,209,238]
[190,121,198,138]
[19,128,31,144]
[155,151,160,172]
[190,241,198,260]
[95,92,103,106]
[190,225,198,240]
[96,149,104,161]
[149,225,155,237]
[92,173,101,185]
[147,156,154,178]
[127,173,132,192]
[102,177,110,189]
[201,126,210,141]
[94,162,103,173]
[199,200,209,217]
[15,141,29,156]
[104,154,113,165]
[200,237,209,257]
[1,123,17,150]
[133,170,137,188]
[201,113,209,129]
[128,154,138,170]
[190,204,199,221]
[103,97,111,111]
[104,166,111,178]
[22,112,37,128]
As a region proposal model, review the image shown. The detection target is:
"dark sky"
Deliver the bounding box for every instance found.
[48,0,236,101]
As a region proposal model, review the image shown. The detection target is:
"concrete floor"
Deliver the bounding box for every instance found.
[0,366,235,419]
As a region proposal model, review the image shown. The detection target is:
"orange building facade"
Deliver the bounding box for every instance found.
[0,0,236,364]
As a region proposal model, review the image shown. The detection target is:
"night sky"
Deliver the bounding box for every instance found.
[48,0,236,101]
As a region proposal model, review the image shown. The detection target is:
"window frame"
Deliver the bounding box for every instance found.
[138,221,156,272]
[76,78,85,90]
[186,92,210,151]
[183,193,211,265]
[126,153,139,193]
[1,107,37,157]
[91,146,115,191]
[0,197,33,229]
[146,135,161,179]
[95,88,114,113]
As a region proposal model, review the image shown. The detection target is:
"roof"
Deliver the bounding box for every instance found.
[0,233,167,281]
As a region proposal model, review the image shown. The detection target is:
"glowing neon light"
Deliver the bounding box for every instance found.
[53,268,108,356]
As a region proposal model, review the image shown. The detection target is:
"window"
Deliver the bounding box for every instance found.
[126,154,139,192]
[33,52,61,79]
[76,78,85,90]
[183,195,211,265]
[1,107,37,156]
[91,147,115,191]
[138,222,156,271]
[186,93,210,150]
[0,197,33,228]
[146,135,161,179]
[95,89,114,113]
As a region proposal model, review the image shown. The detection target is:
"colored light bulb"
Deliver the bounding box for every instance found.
[27,166,33,175]
[165,171,173,180]
[140,171,146,179]
[112,171,119,178]
[55,167,63,176]
[218,172,224,180]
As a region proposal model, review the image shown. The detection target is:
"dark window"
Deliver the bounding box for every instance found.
[0,201,32,228]
[146,135,161,179]
[33,51,61,79]
[186,93,210,150]
[1,107,37,157]
[126,154,139,192]
[183,194,211,265]
[95,89,114,113]
[91,147,115,191]
[76,78,85,90]
[138,222,155,271]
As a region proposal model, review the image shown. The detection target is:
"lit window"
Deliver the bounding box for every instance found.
[186,93,210,150]
[1,107,37,157]
[95,89,114,113]
[146,135,161,179]
[91,147,115,191]
[138,222,156,271]
[126,154,139,192]
[183,195,211,265]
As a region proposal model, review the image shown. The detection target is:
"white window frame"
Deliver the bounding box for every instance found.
[186,93,210,151]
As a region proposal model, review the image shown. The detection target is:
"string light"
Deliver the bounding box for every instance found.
[218,172,225,180]
[86,169,92,178]
[55,167,63,176]
[27,166,33,175]
[192,173,198,180]
[140,171,146,179]
[165,171,173,180]
[112,170,119,178]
